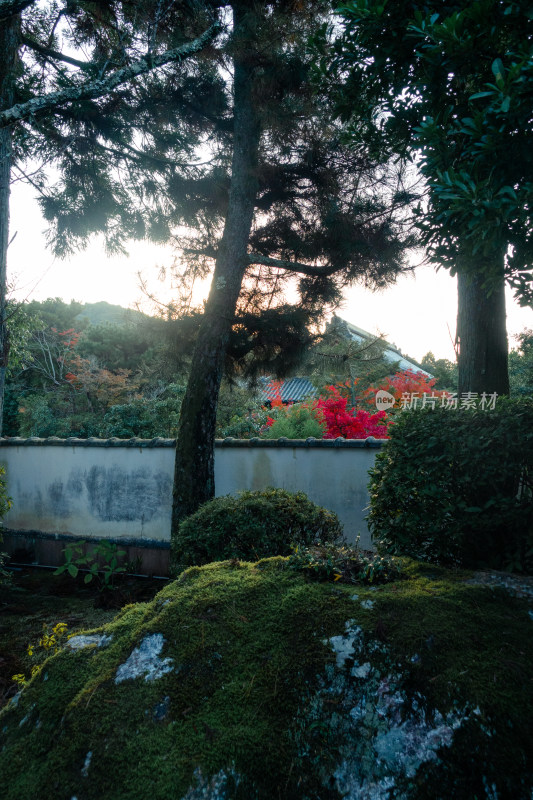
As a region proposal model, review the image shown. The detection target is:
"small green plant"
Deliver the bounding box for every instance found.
[12,621,70,688]
[172,488,344,572]
[123,554,143,575]
[287,541,403,585]
[54,540,126,589]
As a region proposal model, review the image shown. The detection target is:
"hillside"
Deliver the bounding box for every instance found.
[74,301,147,327]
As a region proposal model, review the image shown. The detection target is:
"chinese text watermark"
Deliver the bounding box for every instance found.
[375,390,498,411]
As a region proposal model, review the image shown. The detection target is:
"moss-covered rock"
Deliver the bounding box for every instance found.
[1,559,532,799]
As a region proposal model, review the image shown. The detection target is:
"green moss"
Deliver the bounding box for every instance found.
[1,559,532,799]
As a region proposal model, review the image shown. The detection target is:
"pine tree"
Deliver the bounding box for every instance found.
[1,1,417,562]
[0,0,218,432]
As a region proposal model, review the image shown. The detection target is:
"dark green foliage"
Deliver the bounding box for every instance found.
[18,395,102,439]
[420,351,458,392]
[172,488,344,570]
[288,541,403,585]
[76,322,154,372]
[368,401,533,572]
[335,0,533,298]
[2,382,21,437]
[215,381,262,437]
[261,405,324,440]
[54,540,126,590]
[24,299,86,333]
[218,413,264,440]
[101,384,186,439]
[509,328,533,397]
[0,466,12,519]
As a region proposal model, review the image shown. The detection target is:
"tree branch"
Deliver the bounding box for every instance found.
[0,21,221,129]
[21,35,94,72]
[99,138,211,170]
[0,0,36,21]
[247,252,341,278]
[184,247,343,278]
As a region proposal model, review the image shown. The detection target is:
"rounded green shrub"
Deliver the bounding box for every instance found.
[261,405,325,440]
[368,399,533,572]
[173,487,344,569]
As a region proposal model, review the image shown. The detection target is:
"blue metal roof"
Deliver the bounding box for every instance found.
[261,377,317,404]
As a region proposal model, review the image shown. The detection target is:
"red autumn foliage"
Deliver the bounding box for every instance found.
[315,386,389,439]
[57,329,80,349]
[361,369,445,409]
[266,380,285,408]
[260,369,446,441]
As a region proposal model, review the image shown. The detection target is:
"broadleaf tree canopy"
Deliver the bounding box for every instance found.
[331,0,533,394]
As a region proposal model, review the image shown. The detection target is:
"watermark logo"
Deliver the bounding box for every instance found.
[375,389,396,411]
[375,390,499,411]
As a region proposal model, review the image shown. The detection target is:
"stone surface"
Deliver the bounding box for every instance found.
[115,633,174,684]
[67,634,113,651]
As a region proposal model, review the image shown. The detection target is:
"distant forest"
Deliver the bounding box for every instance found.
[5,298,529,440]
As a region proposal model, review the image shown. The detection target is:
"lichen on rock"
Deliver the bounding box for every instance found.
[115,633,174,684]
[181,767,241,800]
[67,634,113,651]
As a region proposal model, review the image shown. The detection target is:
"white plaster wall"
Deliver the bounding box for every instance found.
[0,444,175,541]
[215,447,377,547]
[0,442,381,549]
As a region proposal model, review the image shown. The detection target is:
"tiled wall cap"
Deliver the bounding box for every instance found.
[0,436,385,448]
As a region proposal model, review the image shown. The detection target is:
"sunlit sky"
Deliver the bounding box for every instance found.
[8,179,533,364]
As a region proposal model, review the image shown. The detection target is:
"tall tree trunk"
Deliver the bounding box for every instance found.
[170,6,260,562]
[456,261,509,396]
[0,13,18,435]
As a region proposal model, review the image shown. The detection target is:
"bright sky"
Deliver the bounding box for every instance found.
[8,179,533,364]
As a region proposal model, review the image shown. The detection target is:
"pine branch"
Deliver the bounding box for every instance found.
[0,21,221,129]
[247,253,340,278]
[21,35,94,72]
[185,247,342,278]
[0,0,36,21]
[98,138,210,170]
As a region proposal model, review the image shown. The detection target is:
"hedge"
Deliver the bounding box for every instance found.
[368,399,533,572]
